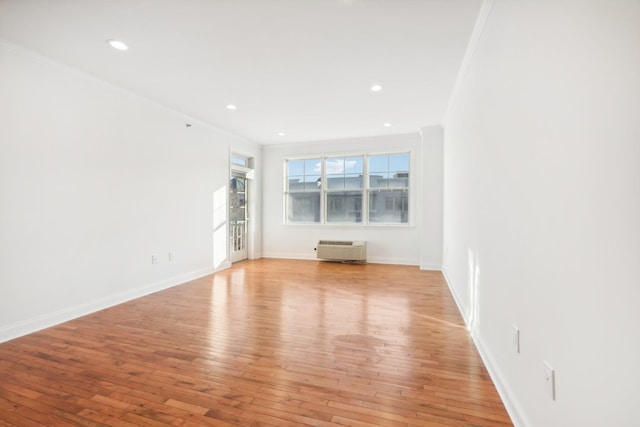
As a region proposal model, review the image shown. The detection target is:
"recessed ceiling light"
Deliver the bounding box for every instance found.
[225,104,237,111]
[383,122,392,127]
[277,132,286,137]
[370,84,383,92]
[107,39,128,51]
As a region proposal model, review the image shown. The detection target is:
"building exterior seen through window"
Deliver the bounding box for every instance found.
[285,152,409,224]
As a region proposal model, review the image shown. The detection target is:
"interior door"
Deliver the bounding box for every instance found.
[230,172,248,263]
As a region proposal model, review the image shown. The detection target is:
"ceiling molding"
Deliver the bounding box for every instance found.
[0,37,258,147]
[442,0,495,128]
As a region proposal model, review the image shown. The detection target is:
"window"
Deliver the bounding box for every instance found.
[368,154,409,223]
[285,152,410,225]
[286,158,321,223]
[326,156,363,223]
[231,154,249,168]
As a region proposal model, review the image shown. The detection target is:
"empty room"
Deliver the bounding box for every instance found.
[0,1,638,426]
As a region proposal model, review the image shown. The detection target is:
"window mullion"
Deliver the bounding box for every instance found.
[363,154,369,225]
[321,156,326,224]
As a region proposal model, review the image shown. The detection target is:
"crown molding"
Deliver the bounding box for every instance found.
[442,0,495,127]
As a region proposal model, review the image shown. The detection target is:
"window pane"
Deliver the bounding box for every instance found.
[389,172,408,188]
[369,153,409,189]
[288,160,304,176]
[369,172,389,188]
[325,158,344,174]
[230,176,245,192]
[231,155,248,167]
[304,175,321,190]
[305,159,321,174]
[326,175,345,189]
[368,155,388,173]
[389,153,409,172]
[288,176,305,191]
[326,156,363,191]
[327,191,362,223]
[287,192,320,223]
[344,174,362,189]
[368,190,408,223]
[344,157,363,174]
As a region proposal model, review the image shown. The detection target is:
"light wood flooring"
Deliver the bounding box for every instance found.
[0,259,513,426]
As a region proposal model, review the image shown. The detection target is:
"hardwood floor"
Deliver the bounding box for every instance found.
[0,259,513,426]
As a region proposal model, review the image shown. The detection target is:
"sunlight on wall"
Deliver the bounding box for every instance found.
[467,248,481,334]
[213,186,228,269]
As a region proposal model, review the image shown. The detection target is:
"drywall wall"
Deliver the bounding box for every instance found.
[0,41,261,342]
[442,1,640,426]
[420,125,443,270]
[262,133,431,265]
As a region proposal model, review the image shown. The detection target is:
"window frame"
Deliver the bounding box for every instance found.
[284,158,323,224]
[284,150,412,226]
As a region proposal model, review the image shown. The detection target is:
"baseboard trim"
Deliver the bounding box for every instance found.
[441,268,468,323]
[261,252,419,266]
[441,267,529,427]
[0,265,224,344]
[261,252,317,261]
[420,263,442,271]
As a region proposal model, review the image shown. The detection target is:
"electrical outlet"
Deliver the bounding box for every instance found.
[513,324,520,353]
[151,254,158,264]
[543,361,555,400]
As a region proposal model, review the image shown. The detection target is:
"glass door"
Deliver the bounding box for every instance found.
[230,172,248,263]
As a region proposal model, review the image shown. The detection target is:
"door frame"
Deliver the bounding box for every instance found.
[229,152,255,263]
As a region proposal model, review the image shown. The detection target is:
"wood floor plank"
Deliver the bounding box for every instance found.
[0,259,513,426]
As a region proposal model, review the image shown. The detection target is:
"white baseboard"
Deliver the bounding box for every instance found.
[471,327,530,427]
[261,252,419,266]
[367,256,419,266]
[0,265,224,344]
[261,252,317,261]
[420,263,442,271]
[441,268,528,427]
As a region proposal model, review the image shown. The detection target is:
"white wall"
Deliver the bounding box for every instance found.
[442,1,640,426]
[0,41,261,342]
[420,125,443,270]
[263,133,435,265]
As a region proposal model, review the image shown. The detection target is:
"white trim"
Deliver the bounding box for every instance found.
[0,38,258,148]
[261,253,419,266]
[419,263,441,271]
[285,152,413,226]
[283,223,417,230]
[442,0,495,127]
[261,253,318,261]
[441,267,529,427]
[367,257,419,266]
[0,265,226,344]
[265,132,420,151]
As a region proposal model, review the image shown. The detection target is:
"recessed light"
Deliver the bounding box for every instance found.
[277,132,286,137]
[107,39,128,51]
[383,122,392,127]
[225,104,237,111]
[370,84,383,92]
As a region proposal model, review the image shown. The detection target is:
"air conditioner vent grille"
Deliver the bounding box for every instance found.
[317,240,366,262]
[318,240,353,246]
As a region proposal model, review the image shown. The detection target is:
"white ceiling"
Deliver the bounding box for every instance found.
[0,0,482,144]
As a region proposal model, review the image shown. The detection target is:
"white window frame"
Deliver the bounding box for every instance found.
[284,151,412,226]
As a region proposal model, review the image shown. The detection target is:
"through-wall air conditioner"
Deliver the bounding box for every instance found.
[316,240,366,263]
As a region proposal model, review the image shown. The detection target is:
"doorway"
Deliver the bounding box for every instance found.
[230,171,248,263]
